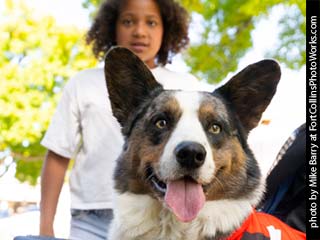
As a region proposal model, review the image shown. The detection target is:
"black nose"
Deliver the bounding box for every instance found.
[174,141,206,169]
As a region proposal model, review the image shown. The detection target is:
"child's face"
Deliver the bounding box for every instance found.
[116,0,163,69]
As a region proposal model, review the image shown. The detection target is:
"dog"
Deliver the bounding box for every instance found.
[104,47,282,240]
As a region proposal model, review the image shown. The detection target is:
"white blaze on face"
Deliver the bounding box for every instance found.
[159,91,215,183]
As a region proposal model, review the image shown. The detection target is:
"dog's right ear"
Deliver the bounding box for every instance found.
[104,47,163,128]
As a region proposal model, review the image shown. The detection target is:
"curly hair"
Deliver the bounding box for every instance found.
[86,0,190,66]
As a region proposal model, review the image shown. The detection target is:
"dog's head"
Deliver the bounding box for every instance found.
[105,47,280,223]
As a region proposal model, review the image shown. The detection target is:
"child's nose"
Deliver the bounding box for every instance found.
[133,22,147,37]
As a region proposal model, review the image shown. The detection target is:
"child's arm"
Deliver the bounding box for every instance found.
[39,150,70,237]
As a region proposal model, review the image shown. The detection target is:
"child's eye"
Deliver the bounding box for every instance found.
[147,20,157,27]
[122,19,133,26]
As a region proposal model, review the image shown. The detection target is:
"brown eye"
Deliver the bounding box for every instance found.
[147,20,157,27]
[155,119,167,129]
[208,124,221,134]
[121,18,133,26]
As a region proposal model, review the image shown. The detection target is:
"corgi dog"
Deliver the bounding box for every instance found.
[104,47,281,240]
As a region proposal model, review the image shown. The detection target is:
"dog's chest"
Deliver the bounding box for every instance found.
[109,193,252,240]
[109,193,208,240]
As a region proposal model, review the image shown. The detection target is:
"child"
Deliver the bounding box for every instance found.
[39,0,201,239]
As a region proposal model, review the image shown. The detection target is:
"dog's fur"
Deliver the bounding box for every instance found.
[104,47,281,240]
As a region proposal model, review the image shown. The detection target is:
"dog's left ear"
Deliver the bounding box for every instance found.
[215,59,281,132]
[104,47,163,129]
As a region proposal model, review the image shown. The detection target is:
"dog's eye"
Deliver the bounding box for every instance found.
[155,119,167,129]
[208,124,221,134]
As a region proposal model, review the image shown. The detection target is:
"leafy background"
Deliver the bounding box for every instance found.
[0,0,306,185]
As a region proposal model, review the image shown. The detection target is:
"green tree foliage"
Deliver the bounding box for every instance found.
[0,0,97,185]
[266,0,306,69]
[83,0,305,83]
[179,0,306,82]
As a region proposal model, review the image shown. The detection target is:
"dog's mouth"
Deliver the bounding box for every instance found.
[147,166,167,195]
[146,166,206,222]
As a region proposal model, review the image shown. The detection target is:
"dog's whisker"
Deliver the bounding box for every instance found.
[212,176,225,192]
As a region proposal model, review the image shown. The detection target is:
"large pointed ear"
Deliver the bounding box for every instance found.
[214,59,281,132]
[104,47,163,128]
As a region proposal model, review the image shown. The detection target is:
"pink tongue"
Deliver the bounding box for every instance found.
[165,178,205,222]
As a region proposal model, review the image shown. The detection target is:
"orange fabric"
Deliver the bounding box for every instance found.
[227,210,306,240]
